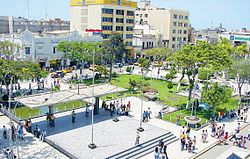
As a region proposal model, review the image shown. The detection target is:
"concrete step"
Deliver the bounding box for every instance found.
[106,132,177,159]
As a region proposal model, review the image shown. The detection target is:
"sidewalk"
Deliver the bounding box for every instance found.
[140,110,250,159]
[0,115,68,159]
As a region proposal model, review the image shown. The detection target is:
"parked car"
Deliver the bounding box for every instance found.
[62,67,73,74]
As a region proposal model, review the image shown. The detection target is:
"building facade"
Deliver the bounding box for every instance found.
[0,30,102,67]
[0,16,70,34]
[133,24,163,53]
[219,30,250,51]
[70,0,137,49]
[135,0,190,50]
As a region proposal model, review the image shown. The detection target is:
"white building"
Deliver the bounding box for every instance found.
[133,24,163,53]
[0,30,102,67]
[219,30,250,51]
[135,0,190,50]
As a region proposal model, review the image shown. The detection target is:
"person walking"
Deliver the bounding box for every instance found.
[135,132,140,146]
[72,110,76,123]
[3,126,7,139]
[148,107,152,119]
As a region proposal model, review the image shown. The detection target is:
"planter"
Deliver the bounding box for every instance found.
[184,116,201,128]
[144,92,158,101]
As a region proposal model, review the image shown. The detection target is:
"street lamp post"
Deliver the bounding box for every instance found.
[137,70,144,132]
[88,49,97,149]
[113,86,119,122]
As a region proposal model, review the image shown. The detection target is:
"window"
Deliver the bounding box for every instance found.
[178,30,182,34]
[116,26,123,31]
[185,16,188,20]
[116,10,124,15]
[183,37,187,41]
[145,14,148,18]
[178,23,183,27]
[127,11,134,16]
[179,15,183,19]
[126,34,133,39]
[184,23,188,27]
[173,22,177,26]
[25,47,30,54]
[102,26,113,30]
[102,8,113,14]
[126,26,133,31]
[172,37,176,41]
[102,17,113,22]
[53,47,56,54]
[172,29,176,34]
[183,30,187,34]
[126,19,134,23]
[116,18,124,23]
[172,44,175,48]
[102,34,109,39]
[126,42,132,46]
[177,37,182,41]
[173,14,177,19]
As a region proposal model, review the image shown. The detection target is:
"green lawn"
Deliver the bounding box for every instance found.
[110,74,188,108]
[109,74,239,126]
[163,97,239,126]
[12,100,86,119]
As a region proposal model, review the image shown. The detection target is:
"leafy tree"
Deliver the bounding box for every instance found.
[167,82,173,90]
[138,57,150,76]
[0,59,47,92]
[230,60,250,98]
[198,68,215,81]
[100,33,126,82]
[172,41,232,109]
[0,41,21,61]
[165,69,177,82]
[144,47,173,78]
[202,82,232,114]
[129,79,137,93]
[95,65,109,78]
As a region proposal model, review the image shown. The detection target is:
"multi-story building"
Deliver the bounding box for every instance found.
[135,0,190,50]
[0,30,102,68]
[0,16,70,34]
[70,0,137,50]
[133,24,163,52]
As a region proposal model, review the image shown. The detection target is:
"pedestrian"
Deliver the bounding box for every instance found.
[85,105,89,117]
[17,123,24,140]
[148,107,152,119]
[180,132,185,151]
[205,130,208,142]
[163,144,168,159]
[154,147,160,159]
[201,130,205,143]
[143,111,147,122]
[135,132,140,146]
[110,104,114,117]
[192,136,196,152]
[176,115,181,126]
[28,118,32,133]
[72,110,76,123]
[0,85,2,94]
[40,130,46,142]
[3,126,7,139]
[236,122,240,133]
[186,127,191,138]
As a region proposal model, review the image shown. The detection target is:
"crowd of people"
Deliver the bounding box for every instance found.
[179,126,196,153]
[143,107,152,122]
[0,119,46,146]
[102,100,131,117]
[154,139,168,159]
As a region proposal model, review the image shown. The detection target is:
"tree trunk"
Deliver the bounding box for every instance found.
[177,70,185,92]
[109,54,114,82]
[186,86,192,109]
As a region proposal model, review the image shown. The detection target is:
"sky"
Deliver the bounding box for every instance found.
[0,0,249,30]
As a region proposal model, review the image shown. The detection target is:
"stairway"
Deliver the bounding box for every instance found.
[106,132,177,159]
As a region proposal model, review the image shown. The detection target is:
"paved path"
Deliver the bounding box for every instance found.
[0,115,68,159]
[31,108,174,159]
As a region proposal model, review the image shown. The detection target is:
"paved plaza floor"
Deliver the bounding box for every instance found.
[32,108,171,159]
